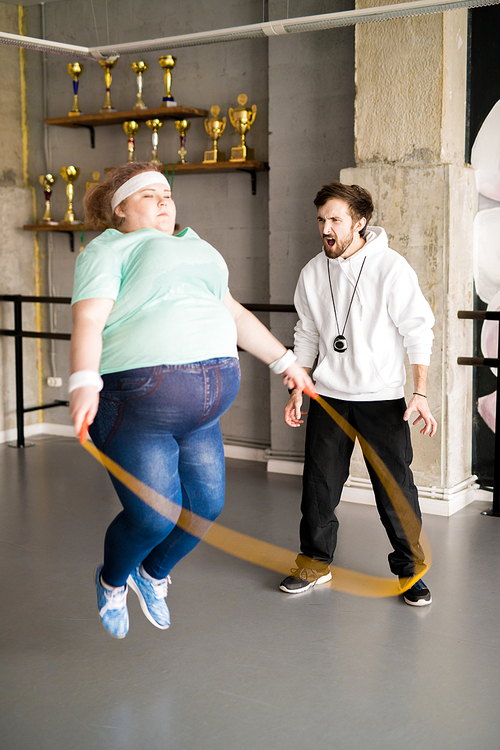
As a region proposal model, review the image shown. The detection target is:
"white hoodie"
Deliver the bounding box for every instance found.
[293,226,434,401]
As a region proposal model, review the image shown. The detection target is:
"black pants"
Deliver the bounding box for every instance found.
[299,396,424,577]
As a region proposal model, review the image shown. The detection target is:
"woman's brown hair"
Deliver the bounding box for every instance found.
[84,162,164,228]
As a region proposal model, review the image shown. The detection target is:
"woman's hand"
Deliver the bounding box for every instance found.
[69,386,100,438]
[70,298,114,439]
[282,361,315,397]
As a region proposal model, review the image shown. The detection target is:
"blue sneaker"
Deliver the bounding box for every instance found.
[127,567,171,629]
[95,567,129,638]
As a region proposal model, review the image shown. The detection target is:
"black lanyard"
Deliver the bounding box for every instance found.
[327,256,366,353]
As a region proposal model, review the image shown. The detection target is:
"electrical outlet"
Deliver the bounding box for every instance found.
[47,377,63,388]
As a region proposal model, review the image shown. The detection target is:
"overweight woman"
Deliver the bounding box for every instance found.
[70,162,312,638]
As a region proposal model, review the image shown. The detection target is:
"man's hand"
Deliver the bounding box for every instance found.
[284,389,306,427]
[403,394,437,437]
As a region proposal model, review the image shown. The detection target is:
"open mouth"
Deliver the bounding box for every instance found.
[324,236,336,249]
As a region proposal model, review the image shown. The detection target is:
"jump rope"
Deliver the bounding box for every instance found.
[78,384,430,598]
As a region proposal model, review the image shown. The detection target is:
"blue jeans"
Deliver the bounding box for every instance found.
[88,358,241,587]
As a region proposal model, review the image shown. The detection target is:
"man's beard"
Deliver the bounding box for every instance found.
[322,230,354,259]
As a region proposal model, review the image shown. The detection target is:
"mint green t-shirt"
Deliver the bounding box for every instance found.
[71,227,238,374]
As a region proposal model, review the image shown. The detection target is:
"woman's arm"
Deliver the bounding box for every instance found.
[223,291,314,393]
[69,298,114,436]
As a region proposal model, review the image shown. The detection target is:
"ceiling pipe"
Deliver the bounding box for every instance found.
[0,30,95,59]
[0,0,498,60]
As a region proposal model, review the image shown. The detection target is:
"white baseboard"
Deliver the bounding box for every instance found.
[1,424,483,517]
[341,481,477,517]
[267,456,479,517]
[1,424,269,456]
[35,423,76,438]
[223,444,267,462]
[267,458,304,476]
[0,422,75,444]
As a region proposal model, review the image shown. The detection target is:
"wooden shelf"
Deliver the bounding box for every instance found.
[102,160,269,193]
[163,160,269,194]
[23,222,180,251]
[44,106,208,129]
[23,223,102,252]
[23,223,101,232]
[163,160,268,175]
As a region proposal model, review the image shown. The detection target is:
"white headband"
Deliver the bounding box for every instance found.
[111,171,171,212]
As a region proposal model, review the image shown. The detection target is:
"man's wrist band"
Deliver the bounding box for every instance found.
[413,392,427,398]
[269,349,297,374]
[69,370,104,393]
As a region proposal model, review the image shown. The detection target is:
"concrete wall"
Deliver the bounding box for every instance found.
[267,0,356,461]
[0,4,39,439]
[4,0,475,502]
[21,0,356,451]
[24,0,273,443]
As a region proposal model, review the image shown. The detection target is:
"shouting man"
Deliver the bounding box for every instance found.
[280,181,437,606]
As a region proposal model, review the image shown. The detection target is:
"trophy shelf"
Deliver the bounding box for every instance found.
[45,107,208,148]
[163,161,269,195]
[23,222,181,251]
[44,106,208,129]
[23,223,102,252]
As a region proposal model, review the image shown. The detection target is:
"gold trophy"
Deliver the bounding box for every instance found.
[39,174,57,224]
[60,166,80,224]
[175,120,190,163]
[86,171,101,190]
[203,106,227,163]
[123,121,140,162]
[131,61,148,110]
[229,94,257,161]
[99,59,118,113]
[159,56,177,107]
[146,119,163,164]
[67,63,84,116]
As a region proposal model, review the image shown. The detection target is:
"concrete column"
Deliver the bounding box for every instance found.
[0,4,39,439]
[354,2,468,166]
[341,3,476,511]
[341,164,475,494]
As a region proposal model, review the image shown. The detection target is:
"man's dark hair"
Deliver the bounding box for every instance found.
[314,181,374,239]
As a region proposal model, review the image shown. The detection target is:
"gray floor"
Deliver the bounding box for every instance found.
[1,436,500,750]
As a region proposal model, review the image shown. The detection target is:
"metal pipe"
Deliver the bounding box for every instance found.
[457,309,500,516]
[0,295,296,451]
[13,298,25,448]
[90,0,499,58]
[1,0,498,60]
[489,323,500,515]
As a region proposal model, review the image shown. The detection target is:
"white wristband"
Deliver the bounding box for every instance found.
[68,370,104,393]
[268,349,297,375]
